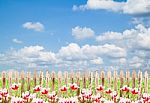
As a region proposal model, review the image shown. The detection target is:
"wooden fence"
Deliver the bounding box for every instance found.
[1,70,150,96]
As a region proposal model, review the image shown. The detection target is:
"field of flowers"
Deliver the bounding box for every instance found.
[0,70,149,103]
[0,78,150,103]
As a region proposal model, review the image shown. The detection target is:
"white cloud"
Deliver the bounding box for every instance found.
[58,43,126,60]
[129,56,144,68]
[96,31,123,41]
[0,45,57,69]
[23,22,44,32]
[72,26,95,39]
[12,38,23,44]
[0,43,127,69]
[96,24,150,50]
[90,57,103,65]
[74,0,150,15]
[95,24,150,68]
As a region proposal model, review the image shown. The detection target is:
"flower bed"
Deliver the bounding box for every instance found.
[0,83,150,103]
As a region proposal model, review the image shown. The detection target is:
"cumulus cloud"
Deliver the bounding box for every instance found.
[96,24,150,68]
[0,43,126,70]
[129,56,144,68]
[73,0,150,15]
[90,57,103,65]
[72,26,95,39]
[0,45,56,69]
[23,22,44,32]
[96,31,123,41]
[58,43,126,60]
[96,24,150,50]
[12,38,23,44]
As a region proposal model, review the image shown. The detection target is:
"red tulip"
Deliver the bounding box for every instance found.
[11,83,19,90]
[41,88,49,95]
[96,85,104,91]
[0,88,8,97]
[34,85,41,92]
[131,88,138,95]
[121,85,130,92]
[70,83,79,91]
[60,85,68,92]
[105,88,112,94]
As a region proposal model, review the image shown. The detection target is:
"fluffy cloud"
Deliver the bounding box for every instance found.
[73,0,150,15]
[96,24,150,68]
[12,38,23,44]
[96,24,150,50]
[23,22,44,32]
[96,31,123,41]
[129,56,144,68]
[58,43,126,60]
[0,43,126,70]
[90,57,103,65]
[72,26,95,39]
[0,45,56,68]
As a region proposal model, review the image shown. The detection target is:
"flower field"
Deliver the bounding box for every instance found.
[0,70,149,103]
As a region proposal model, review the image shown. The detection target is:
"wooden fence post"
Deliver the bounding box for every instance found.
[120,70,124,97]
[15,71,19,83]
[95,71,99,87]
[51,71,55,91]
[126,71,130,98]
[21,71,24,96]
[138,71,142,98]
[70,71,74,84]
[89,72,93,89]
[101,71,105,86]
[144,71,148,93]
[39,71,43,86]
[33,70,37,87]
[114,71,117,91]
[83,72,86,88]
[132,70,136,88]
[2,71,6,89]
[126,71,130,87]
[8,71,12,95]
[76,72,80,96]
[46,71,50,88]
[64,71,68,86]
[27,72,30,91]
[107,71,111,88]
[95,71,99,94]
[58,71,62,97]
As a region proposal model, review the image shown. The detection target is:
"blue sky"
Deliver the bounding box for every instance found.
[0,0,150,71]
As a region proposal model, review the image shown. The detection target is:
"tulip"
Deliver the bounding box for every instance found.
[41,88,49,95]
[121,85,130,92]
[69,83,79,91]
[105,88,112,94]
[131,88,139,95]
[96,85,104,91]
[10,83,20,91]
[92,93,101,103]
[34,85,41,92]
[11,96,24,103]
[48,91,57,102]
[59,85,68,92]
